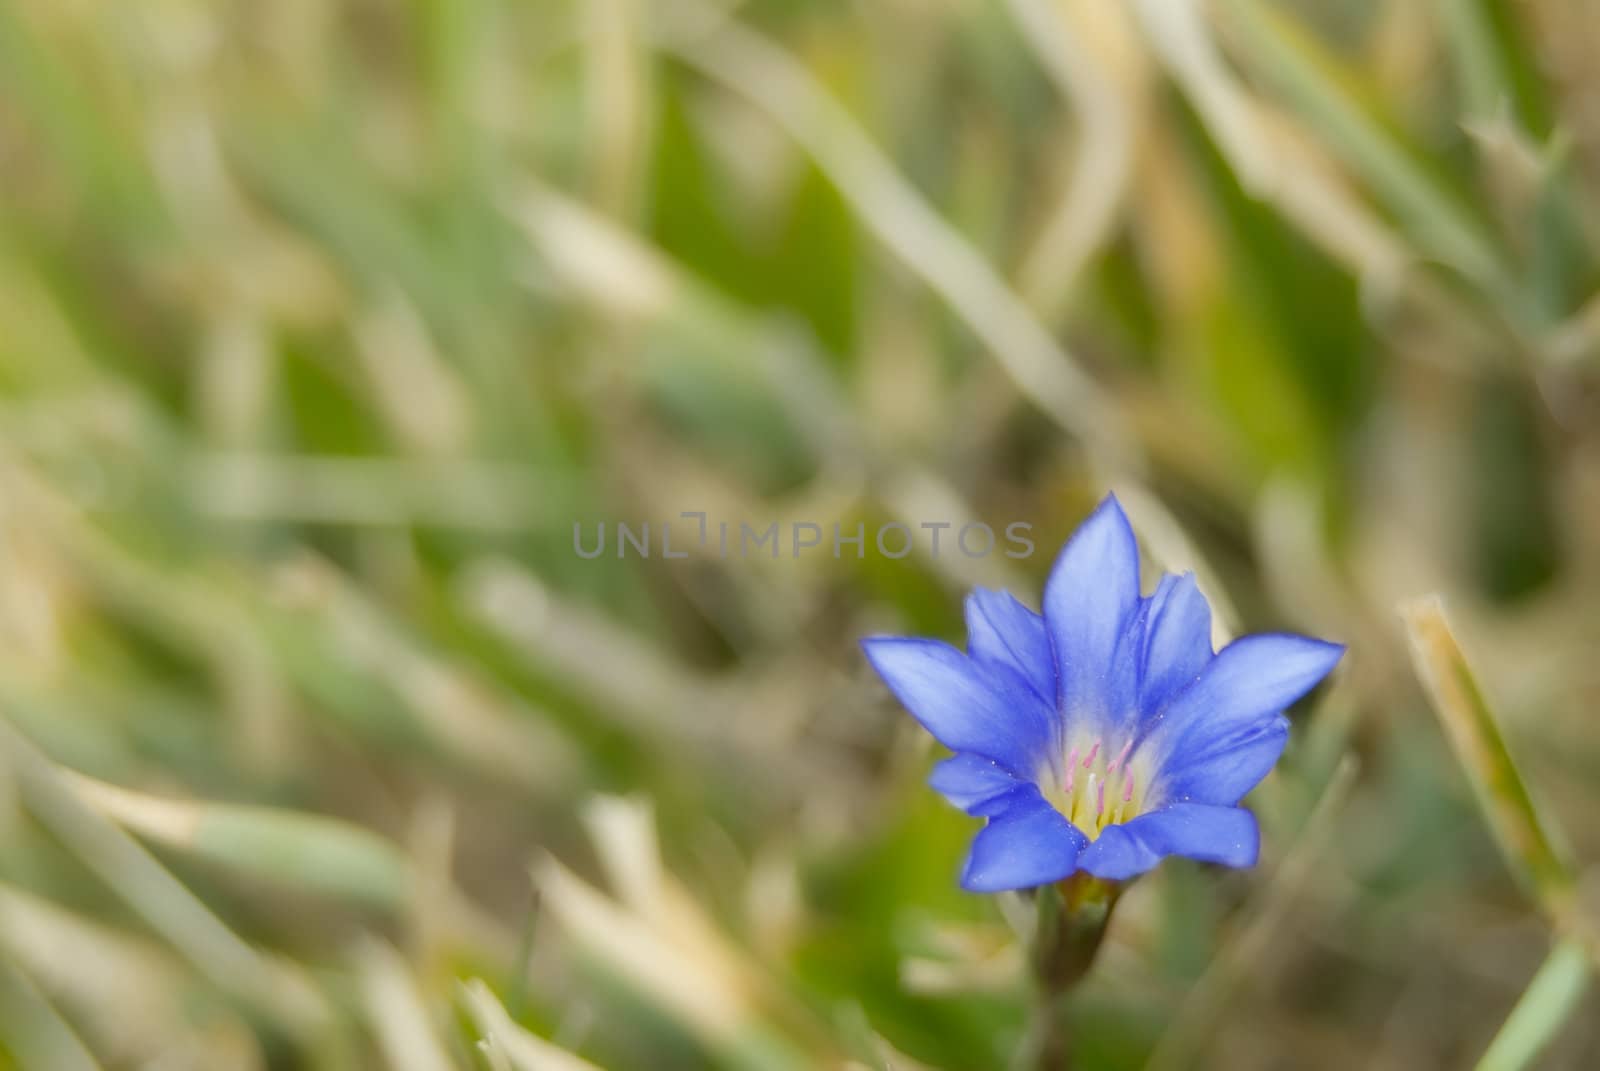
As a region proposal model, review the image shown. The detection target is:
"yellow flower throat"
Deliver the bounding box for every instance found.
[1041,735,1147,838]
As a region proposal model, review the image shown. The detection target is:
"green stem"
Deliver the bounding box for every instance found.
[1017,874,1121,1070]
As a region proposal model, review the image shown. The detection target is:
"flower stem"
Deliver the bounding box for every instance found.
[1016,873,1121,1070]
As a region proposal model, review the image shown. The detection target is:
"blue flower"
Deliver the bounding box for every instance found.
[862,495,1343,892]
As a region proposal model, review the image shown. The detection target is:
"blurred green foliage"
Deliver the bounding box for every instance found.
[0,1,1597,1069]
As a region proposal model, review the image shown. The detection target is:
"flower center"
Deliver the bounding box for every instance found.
[1041,736,1145,839]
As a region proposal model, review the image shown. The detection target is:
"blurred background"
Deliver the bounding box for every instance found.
[0,0,1598,1068]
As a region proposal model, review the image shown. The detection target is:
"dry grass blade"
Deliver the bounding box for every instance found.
[57,765,513,970]
[460,979,607,1071]
[535,796,827,1070]
[583,0,651,216]
[1399,596,1578,922]
[0,884,258,1067]
[64,769,411,911]
[1005,0,1139,318]
[1132,0,1416,299]
[0,717,328,1034]
[355,940,455,1071]
[1401,596,1596,1067]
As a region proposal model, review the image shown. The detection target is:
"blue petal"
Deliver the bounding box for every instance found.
[1156,715,1289,807]
[1042,495,1143,731]
[1143,633,1342,767]
[965,589,1054,704]
[1077,804,1259,881]
[960,788,1088,892]
[862,637,1055,776]
[1139,572,1213,714]
[928,753,1025,816]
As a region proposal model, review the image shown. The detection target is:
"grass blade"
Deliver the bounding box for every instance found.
[0,718,331,1037]
[656,5,1134,466]
[460,978,607,1071]
[1222,0,1507,291]
[1399,595,1576,920]
[355,940,455,1071]
[66,771,411,911]
[0,959,105,1071]
[1438,0,1512,121]
[1476,938,1591,1071]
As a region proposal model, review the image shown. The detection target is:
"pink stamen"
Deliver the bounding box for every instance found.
[1122,773,1134,803]
[1096,777,1107,816]
[1106,739,1134,773]
[1066,745,1079,770]
[1064,767,1075,794]
[1082,741,1101,768]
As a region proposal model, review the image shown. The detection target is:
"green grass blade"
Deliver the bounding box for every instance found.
[1438,0,1512,121]
[1223,0,1507,291]
[1476,938,1592,1071]
[191,806,410,911]
[0,959,105,1071]
[0,717,328,1032]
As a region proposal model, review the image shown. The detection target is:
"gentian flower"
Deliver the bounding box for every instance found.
[862,495,1343,892]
